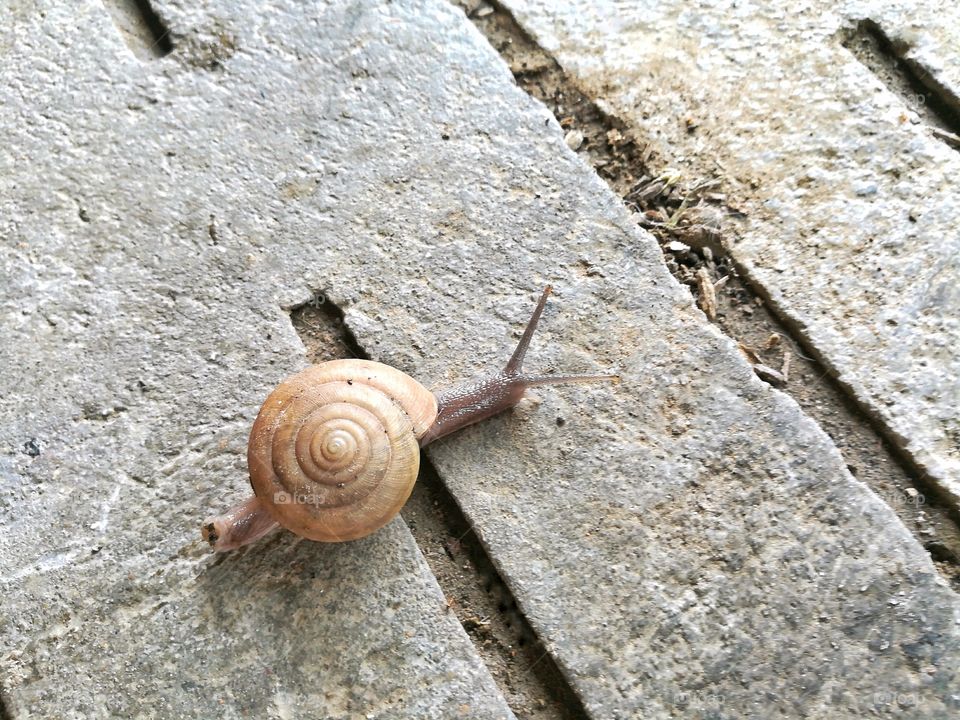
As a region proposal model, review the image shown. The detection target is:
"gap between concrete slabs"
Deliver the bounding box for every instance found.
[451,1,960,583]
[485,0,960,517]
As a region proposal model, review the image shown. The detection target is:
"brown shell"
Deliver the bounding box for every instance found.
[248,359,438,542]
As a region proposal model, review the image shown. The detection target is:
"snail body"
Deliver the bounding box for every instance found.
[203,286,616,551]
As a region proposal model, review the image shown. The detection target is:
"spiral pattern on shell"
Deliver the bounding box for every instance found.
[248,359,438,542]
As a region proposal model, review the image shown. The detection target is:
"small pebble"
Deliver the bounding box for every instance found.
[564,129,584,151]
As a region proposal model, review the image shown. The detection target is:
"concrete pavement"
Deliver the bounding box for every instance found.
[2,1,958,718]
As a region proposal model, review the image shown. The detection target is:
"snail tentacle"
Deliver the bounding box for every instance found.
[420,286,618,445]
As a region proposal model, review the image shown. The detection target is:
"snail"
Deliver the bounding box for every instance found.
[202,286,616,551]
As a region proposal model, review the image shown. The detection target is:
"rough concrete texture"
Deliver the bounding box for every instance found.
[0,1,521,718]
[2,1,960,719]
[497,0,960,510]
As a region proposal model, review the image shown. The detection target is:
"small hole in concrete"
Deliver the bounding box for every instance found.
[103,0,173,60]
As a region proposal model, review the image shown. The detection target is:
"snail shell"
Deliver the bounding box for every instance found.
[248,359,437,542]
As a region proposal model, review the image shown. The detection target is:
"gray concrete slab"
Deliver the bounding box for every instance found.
[496,0,960,511]
[0,1,519,717]
[2,0,960,719]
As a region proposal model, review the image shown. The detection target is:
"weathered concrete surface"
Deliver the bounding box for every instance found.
[0,1,521,718]
[496,0,960,510]
[2,0,960,719]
